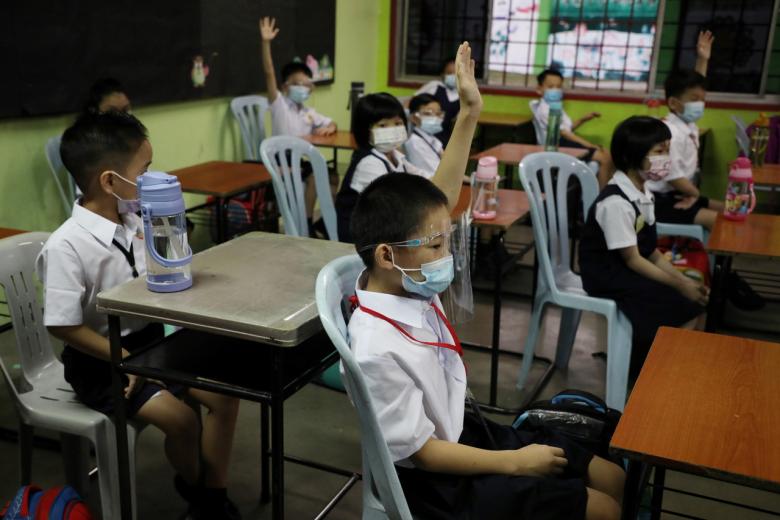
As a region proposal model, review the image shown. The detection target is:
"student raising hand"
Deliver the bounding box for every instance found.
[259,16,280,41]
[454,41,483,118]
[695,30,714,76]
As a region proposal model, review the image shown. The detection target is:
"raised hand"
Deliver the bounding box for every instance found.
[259,17,280,42]
[454,41,483,118]
[696,30,714,61]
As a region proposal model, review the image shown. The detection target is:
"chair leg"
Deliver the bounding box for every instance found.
[19,421,33,486]
[605,311,632,411]
[555,307,582,370]
[516,299,547,391]
[95,421,121,520]
[61,433,91,497]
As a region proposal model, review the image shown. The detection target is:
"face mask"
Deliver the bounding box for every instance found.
[543,88,563,103]
[392,251,455,299]
[680,101,704,123]
[419,115,444,135]
[372,125,408,153]
[640,154,671,182]
[111,172,141,214]
[288,85,311,104]
[443,74,456,90]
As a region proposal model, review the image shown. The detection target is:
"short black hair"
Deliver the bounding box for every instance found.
[352,93,408,149]
[84,78,127,114]
[537,68,563,85]
[664,69,707,100]
[442,57,455,73]
[60,111,148,194]
[409,93,439,114]
[352,174,448,268]
[610,116,672,173]
[281,62,313,83]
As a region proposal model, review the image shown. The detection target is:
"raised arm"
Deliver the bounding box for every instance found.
[694,30,714,77]
[431,41,483,210]
[259,17,281,102]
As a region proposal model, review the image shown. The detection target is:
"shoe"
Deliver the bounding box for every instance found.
[187,497,242,520]
[726,272,765,311]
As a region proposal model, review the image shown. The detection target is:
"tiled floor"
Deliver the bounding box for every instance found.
[1,224,779,519]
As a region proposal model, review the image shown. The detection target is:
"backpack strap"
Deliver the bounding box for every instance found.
[3,485,42,520]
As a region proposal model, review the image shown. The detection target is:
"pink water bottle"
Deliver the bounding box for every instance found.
[471,156,499,220]
[724,157,756,221]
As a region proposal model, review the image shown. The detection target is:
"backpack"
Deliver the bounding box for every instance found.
[1,485,93,520]
[656,236,710,286]
[512,389,622,463]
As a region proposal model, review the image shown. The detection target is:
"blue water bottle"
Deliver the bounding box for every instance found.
[543,88,563,151]
[137,172,193,292]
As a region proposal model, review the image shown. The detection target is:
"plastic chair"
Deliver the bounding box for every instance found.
[518,152,634,411]
[315,254,413,520]
[0,232,142,520]
[732,115,750,157]
[230,95,269,161]
[656,223,708,244]
[45,135,79,215]
[260,135,338,240]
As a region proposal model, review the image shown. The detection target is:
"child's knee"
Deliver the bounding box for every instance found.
[165,400,199,438]
[585,488,621,520]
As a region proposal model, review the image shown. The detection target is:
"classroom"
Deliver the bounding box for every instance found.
[1,0,779,519]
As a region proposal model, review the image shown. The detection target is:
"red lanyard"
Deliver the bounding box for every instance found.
[349,295,463,357]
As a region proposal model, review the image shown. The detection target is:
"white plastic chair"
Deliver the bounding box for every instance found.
[230,95,269,161]
[45,135,79,215]
[731,115,750,157]
[518,152,634,411]
[315,254,413,520]
[260,135,338,240]
[0,232,141,520]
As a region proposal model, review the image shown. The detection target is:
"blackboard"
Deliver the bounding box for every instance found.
[0,0,336,118]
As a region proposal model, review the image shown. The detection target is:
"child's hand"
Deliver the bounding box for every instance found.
[124,374,146,398]
[696,30,714,61]
[585,111,601,121]
[679,280,709,306]
[509,444,568,477]
[674,195,698,210]
[454,41,482,118]
[259,17,280,42]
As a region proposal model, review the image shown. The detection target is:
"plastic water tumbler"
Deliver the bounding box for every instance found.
[471,156,499,220]
[724,157,756,222]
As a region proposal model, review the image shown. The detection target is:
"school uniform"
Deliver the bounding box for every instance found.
[36,202,180,417]
[348,271,593,519]
[404,127,443,174]
[530,98,584,149]
[334,148,431,243]
[269,94,332,137]
[415,80,460,144]
[646,113,709,224]
[579,172,703,372]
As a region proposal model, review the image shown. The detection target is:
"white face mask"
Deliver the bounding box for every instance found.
[111,172,140,214]
[640,154,671,182]
[371,125,408,153]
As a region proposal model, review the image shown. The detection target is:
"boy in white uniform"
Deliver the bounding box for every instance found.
[404,93,444,174]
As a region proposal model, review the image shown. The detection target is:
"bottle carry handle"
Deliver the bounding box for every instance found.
[141,204,193,268]
[748,180,756,214]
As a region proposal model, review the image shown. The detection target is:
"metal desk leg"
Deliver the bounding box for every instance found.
[489,231,506,406]
[109,315,133,520]
[271,349,285,520]
[651,467,666,520]
[622,460,645,520]
[504,164,513,190]
[706,254,729,332]
[260,402,270,503]
[215,197,226,243]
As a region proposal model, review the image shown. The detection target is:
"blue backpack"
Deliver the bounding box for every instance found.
[1,485,93,520]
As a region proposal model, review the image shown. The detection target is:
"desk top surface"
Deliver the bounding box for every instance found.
[0,228,26,240]
[171,161,272,198]
[753,163,780,186]
[477,112,531,127]
[471,143,588,164]
[97,232,355,346]
[303,131,357,150]
[453,186,529,230]
[611,327,780,492]
[707,213,780,258]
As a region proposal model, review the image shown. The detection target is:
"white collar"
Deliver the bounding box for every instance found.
[282,94,308,112]
[71,202,140,249]
[665,112,697,133]
[412,127,438,145]
[370,148,405,165]
[354,270,440,330]
[610,171,654,204]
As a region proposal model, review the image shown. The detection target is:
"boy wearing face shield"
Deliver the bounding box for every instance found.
[404,93,445,174]
[649,31,723,231]
[344,43,625,520]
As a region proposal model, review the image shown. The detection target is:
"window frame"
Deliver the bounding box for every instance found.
[388,0,780,110]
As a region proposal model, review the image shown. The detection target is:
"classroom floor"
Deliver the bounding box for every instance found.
[1,225,779,519]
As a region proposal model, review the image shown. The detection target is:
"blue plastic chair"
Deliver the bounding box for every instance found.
[230,95,269,161]
[731,115,750,157]
[45,135,79,215]
[315,254,414,520]
[260,135,338,240]
[518,152,634,411]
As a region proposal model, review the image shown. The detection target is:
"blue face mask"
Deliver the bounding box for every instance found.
[543,88,563,103]
[680,101,705,123]
[392,252,455,299]
[443,74,456,90]
[288,85,311,104]
[111,172,141,214]
[419,115,444,135]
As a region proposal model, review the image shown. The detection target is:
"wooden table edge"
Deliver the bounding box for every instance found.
[181,179,270,199]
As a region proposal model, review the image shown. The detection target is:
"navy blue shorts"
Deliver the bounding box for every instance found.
[653,191,710,224]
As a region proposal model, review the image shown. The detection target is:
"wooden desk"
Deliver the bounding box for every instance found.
[0,228,26,240]
[472,143,588,188]
[303,130,356,150]
[477,112,531,127]
[706,213,780,331]
[170,161,272,243]
[98,232,356,520]
[753,163,780,191]
[611,327,780,518]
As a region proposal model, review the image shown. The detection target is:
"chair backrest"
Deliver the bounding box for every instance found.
[45,135,77,215]
[529,99,545,145]
[0,232,56,391]
[260,135,338,240]
[230,95,269,161]
[315,255,413,520]
[519,152,599,288]
[731,115,750,156]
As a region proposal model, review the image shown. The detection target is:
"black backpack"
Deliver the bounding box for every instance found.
[512,389,622,463]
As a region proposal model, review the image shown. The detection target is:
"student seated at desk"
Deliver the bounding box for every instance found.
[84,77,132,114]
[346,42,625,520]
[531,68,614,187]
[647,31,723,231]
[580,116,708,377]
[404,93,444,173]
[36,112,241,520]
[414,57,460,144]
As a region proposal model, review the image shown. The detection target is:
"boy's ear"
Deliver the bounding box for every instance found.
[98,170,116,195]
[536,86,543,97]
[667,96,682,113]
[373,244,396,271]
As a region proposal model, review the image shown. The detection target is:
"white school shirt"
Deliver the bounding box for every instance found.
[269,94,333,137]
[530,98,574,144]
[345,271,467,466]
[349,148,431,194]
[595,171,656,250]
[414,80,459,103]
[36,202,150,338]
[404,128,443,174]
[645,113,700,194]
